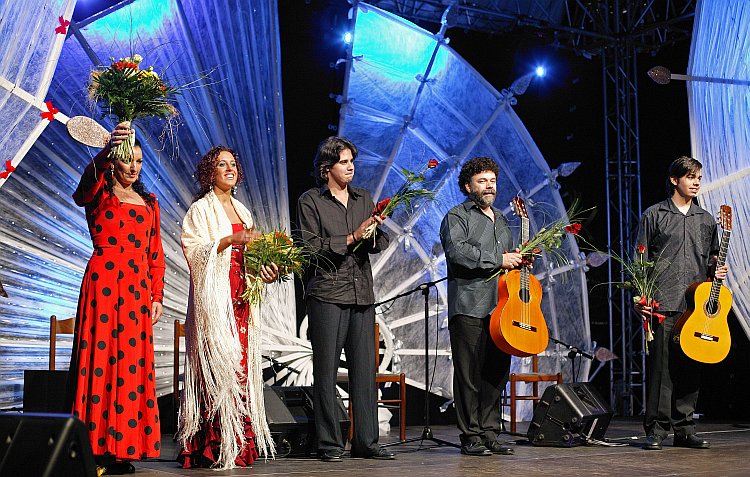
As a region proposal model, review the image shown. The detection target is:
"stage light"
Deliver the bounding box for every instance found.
[343,32,352,44]
[535,66,546,77]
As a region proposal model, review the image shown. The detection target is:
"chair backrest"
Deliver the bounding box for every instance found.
[173,320,185,407]
[49,315,75,371]
[531,354,539,373]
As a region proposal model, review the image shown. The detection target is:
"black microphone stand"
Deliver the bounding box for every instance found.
[376,276,459,449]
[549,336,594,383]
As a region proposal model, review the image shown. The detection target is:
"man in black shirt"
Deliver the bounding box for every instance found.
[439,156,523,456]
[637,156,727,450]
[298,137,394,461]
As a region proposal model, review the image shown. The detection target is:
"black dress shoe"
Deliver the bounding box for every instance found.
[673,434,710,449]
[642,434,663,450]
[460,442,492,456]
[485,440,515,455]
[102,462,136,475]
[318,449,344,462]
[352,447,396,460]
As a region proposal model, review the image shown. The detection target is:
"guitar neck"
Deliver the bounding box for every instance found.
[709,229,731,299]
[521,217,529,289]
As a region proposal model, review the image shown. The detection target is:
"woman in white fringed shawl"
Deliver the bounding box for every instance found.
[177,146,277,469]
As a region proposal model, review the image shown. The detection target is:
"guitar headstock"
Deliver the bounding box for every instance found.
[512,196,529,219]
[719,204,732,231]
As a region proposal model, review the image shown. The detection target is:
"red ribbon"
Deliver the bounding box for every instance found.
[55,16,70,35]
[637,295,666,330]
[0,160,16,179]
[40,101,59,121]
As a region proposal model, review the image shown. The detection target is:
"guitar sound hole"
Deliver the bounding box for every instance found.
[518,289,530,303]
[704,301,720,317]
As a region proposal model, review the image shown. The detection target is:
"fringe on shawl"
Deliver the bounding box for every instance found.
[177,194,275,469]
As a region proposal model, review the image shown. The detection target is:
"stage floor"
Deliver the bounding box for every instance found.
[136,419,750,476]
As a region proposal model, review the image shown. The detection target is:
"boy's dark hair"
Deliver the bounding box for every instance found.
[312,137,358,186]
[666,156,702,197]
[458,156,499,195]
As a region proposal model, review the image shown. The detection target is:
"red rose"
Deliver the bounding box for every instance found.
[373,197,391,216]
[637,244,646,254]
[427,159,438,168]
[564,223,581,235]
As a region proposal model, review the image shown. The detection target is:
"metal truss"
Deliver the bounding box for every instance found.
[368,0,696,416]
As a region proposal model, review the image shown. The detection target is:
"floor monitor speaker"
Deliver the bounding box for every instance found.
[0,413,96,477]
[527,383,613,447]
[264,386,349,457]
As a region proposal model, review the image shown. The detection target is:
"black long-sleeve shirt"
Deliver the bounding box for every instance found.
[297,185,388,305]
[636,198,719,313]
[440,200,514,319]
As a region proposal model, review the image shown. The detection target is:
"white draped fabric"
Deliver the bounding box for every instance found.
[688,0,750,340]
[0,0,293,408]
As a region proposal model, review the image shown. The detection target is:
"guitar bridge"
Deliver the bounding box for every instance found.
[511,321,537,332]
[693,332,719,342]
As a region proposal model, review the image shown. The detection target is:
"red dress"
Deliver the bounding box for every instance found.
[179,223,259,468]
[68,156,165,460]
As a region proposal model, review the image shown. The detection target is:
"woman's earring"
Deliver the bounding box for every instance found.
[231,186,237,195]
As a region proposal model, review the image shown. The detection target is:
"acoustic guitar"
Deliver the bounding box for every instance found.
[489,197,548,357]
[673,204,733,364]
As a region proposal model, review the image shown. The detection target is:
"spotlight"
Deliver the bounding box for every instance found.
[343,32,352,44]
[535,66,546,78]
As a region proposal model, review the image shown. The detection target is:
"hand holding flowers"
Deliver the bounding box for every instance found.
[242,230,311,305]
[353,160,437,251]
[88,54,179,161]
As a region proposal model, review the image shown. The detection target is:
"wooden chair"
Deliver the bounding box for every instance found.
[347,322,407,441]
[173,320,185,413]
[508,355,562,433]
[49,315,75,370]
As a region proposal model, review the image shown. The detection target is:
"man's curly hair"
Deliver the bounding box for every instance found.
[458,156,499,195]
[192,146,244,202]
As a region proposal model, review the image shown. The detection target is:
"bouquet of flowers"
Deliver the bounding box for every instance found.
[486,200,592,281]
[609,244,666,349]
[87,54,179,161]
[242,230,310,305]
[353,159,438,251]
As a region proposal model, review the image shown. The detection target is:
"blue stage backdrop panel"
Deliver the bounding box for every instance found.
[338,3,592,421]
[688,0,750,342]
[0,0,293,408]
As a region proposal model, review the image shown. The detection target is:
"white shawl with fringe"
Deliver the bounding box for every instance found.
[177,190,274,469]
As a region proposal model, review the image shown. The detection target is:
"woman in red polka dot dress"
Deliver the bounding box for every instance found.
[67,124,165,475]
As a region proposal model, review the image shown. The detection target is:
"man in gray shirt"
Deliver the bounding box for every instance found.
[440,156,523,456]
[637,156,727,451]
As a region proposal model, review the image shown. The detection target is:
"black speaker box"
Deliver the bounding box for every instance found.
[527,383,613,447]
[0,413,96,477]
[23,370,69,413]
[264,386,349,457]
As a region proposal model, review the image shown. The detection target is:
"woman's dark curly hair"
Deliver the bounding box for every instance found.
[104,140,155,207]
[192,146,244,202]
[458,156,499,195]
[312,136,358,186]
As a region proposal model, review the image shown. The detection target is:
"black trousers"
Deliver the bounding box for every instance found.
[644,312,702,438]
[448,314,511,445]
[307,297,378,454]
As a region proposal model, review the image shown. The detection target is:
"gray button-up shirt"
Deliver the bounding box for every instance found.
[636,198,719,313]
[440,200,514,319]
[298,185,389,306]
